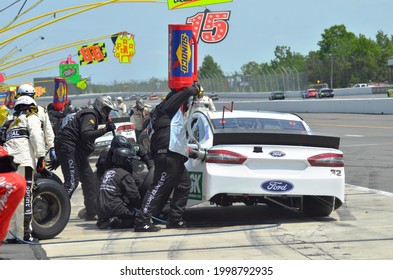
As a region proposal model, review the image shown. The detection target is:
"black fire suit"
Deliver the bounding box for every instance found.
[134,86,198,229]
[96,167,140,228]
[54,108,107,219]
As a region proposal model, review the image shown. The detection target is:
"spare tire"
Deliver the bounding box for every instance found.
[32,178,71,240]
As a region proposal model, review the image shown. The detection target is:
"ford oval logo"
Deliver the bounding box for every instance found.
[269,151,286,157]
[261,180,294,192]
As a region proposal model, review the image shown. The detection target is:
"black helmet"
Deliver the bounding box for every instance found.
[112,147,140,168]
[110,135,133,152]
[136,98,145,110]
[93,95,115,121]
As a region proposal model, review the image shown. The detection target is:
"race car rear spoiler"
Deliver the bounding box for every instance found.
[212,129,340,149]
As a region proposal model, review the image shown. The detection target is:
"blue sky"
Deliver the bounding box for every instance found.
[1,0,392,86]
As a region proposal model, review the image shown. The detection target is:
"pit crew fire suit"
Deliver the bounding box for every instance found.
[4,110,45,241]
[134,85,199,231]
[54,108,109,220]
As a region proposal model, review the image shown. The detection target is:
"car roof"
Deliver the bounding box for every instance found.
[205,110,303,121]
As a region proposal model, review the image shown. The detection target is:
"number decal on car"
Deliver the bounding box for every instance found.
[330,169,342,176]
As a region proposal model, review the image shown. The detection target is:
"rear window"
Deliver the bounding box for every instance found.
[211,117,306,131]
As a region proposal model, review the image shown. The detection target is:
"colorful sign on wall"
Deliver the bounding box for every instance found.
[168,0,232,10]
[59,64,80,84]
[77,42,108,66]
[111,32,136,63]
[59,55,80,84]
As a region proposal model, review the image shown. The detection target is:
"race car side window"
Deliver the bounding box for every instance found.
[190,114,211,145]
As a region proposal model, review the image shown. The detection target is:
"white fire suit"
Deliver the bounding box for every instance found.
[117,101,128,117]
[4,111,46,240]
[130,104,153,140]
[4,105,55,150]
[130,104,153,131]
[37,105,55,149]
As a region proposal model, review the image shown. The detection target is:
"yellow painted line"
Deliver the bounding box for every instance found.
[308,123,393,129]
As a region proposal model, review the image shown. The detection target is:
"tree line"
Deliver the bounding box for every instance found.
[199,24,393,89]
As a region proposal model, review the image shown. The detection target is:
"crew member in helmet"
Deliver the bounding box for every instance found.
[95,135,153,212]
[96,147,141,229]
[3,96,46,243]
[129,98,153,140]
[14,84,57,167]
[116,97,127,117]
[53,96,117,220]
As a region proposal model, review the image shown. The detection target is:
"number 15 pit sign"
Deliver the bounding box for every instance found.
[168,0,232,10]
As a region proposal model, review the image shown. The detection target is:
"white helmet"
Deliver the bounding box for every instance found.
[16,84,36,99]
[14,95,37,108]
[117,96,123,102]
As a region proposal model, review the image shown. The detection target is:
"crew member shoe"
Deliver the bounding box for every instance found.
[96,219,110,229]
[166,220,187,229]
[134,224,161,232]
[108,217,121,229]
[85,213,98,221]
[23,235,39,243]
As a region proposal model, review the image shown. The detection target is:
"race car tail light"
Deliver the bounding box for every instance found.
[117,124,135,131]
[205,150,247,164]
[307,153,344,167]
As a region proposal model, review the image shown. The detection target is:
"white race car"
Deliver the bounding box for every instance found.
[185,109,345,217]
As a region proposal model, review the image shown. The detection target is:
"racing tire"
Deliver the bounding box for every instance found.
[32,178,71,240]
[34,170,63,185]
[302,195,335,217]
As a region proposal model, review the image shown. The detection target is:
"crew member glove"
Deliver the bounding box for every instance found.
[36,157,46,173]
[47,147,60,171]
[193,83,204,99]
[105,121,116,132]
[47,160,60,171]
[49,147,57,162]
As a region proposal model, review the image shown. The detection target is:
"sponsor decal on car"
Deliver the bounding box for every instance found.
[189,171,203,200]
[269,151,286,157]
[261,180,294,192]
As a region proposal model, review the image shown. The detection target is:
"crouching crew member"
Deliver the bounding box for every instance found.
[96,147,141,229]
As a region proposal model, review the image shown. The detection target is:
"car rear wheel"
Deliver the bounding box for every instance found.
[302,195,335,217]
